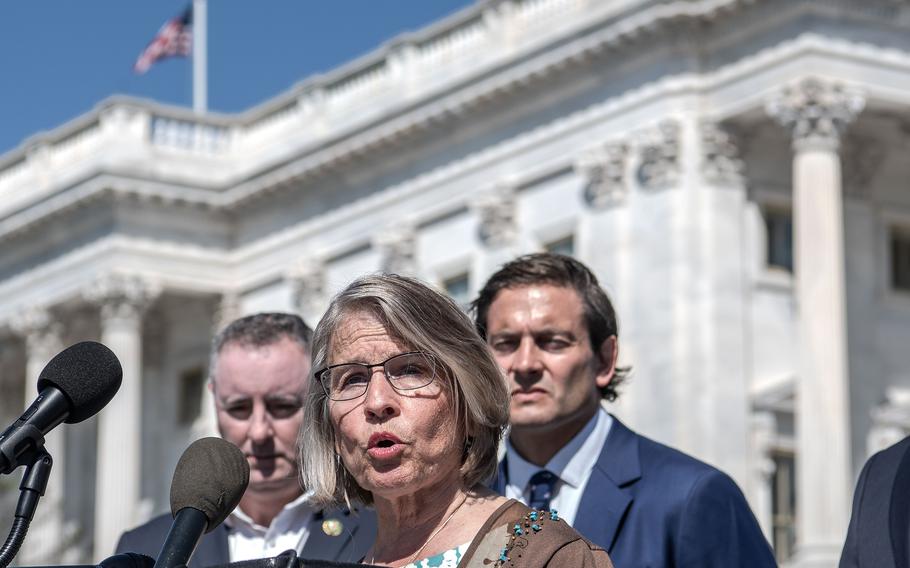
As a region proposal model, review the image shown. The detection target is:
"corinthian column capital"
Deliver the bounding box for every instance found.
[83,274,161,322]
[766,78,865,152]
[576,142,629,208]
[374,225,417,274]
[472,182,518,248]
[287,257,326,314]
[8,307,62,355]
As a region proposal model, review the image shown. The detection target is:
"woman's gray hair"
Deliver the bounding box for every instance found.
[299,273,509,507]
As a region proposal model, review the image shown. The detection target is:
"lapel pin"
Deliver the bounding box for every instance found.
[322,518,343,537]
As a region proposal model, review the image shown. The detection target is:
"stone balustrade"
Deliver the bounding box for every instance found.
[0,0,654,208]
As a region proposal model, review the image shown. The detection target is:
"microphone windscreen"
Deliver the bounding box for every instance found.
[37,341,123,423]
[170,437,250,532]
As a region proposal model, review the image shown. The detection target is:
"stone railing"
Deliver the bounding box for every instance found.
[0,0,653,207]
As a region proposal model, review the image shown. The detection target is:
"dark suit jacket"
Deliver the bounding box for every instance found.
[840,436,910,568]
[493,417,776,568]
[115,507,377,567]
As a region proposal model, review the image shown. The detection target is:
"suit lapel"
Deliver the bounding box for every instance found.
[301,508,363,562]
[890,442,910,568]
[573,416,641,553]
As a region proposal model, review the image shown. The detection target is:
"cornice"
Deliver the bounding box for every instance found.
[0,173,220,240]
[4,2,910,248]
[216,0,759,210]
[0,235,230,321]
[0,0,753,218]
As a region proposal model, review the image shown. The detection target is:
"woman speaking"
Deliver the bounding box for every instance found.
[300,274,612,567]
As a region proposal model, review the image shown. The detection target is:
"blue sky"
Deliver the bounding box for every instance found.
[0,1,473,155]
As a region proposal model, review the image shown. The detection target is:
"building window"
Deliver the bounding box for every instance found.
[891,227,910,292]
[771,451,797,563]
[177,367,205,426]
[763,208,793,272]
[545,235,575,257]
[443,272,470,308]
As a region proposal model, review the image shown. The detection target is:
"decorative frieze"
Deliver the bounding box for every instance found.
[637,120,680,190]
[765,78,865,151]
[701,121,745,187]
[374,226,417,274]
[576,142,629,208]
[473,183,518,248]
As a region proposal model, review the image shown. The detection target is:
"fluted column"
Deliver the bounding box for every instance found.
[767,78,864,567]
[84,275,160,560]
[9,308,65,565]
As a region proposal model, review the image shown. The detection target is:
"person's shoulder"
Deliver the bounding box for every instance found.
[615,426,749,513]
[630,428,727,482]
[116,512,174,554]
[122,513,174,538]
[548,539,614,568]
[862,435,910,476]
[505,505,613,568]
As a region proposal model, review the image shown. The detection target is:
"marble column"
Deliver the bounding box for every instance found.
[84,275,160,561]
[749,411,778,543]
[9,307,65,565]
[767,78,864,567]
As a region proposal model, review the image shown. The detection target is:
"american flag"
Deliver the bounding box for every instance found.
[134,6,193,74]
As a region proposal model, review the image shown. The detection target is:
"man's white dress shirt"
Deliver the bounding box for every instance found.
[505,407,612,525]
[225,492,315,562]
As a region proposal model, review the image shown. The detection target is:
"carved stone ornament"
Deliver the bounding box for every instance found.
[374,226,417,274]
[83,273,162,322]
[701,121,745,187]
[765,78,865,151]
[472,183,517,248]
[576,142,629,208]
[842,134,886,197]
[8,306,62,355]
[637,120,680,190]
[287,258,326,314]
[213,290,242,333]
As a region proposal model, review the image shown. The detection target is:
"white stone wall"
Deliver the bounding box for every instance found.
[2,0,910,565]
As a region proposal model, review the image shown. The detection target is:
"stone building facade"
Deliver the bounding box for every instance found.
[2,1,910,566]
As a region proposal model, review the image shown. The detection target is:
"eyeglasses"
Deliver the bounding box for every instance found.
[315,351,438,401]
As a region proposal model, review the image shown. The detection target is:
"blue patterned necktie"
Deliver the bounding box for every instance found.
[528,470,558,511]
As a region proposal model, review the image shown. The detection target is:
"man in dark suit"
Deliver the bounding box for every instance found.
[473,253,776,567]
[840,436,910,568]
[116,313,375,566]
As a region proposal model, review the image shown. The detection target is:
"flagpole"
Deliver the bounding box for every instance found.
[193,0,207,113]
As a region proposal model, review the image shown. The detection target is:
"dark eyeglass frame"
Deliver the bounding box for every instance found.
[315,351,438,402]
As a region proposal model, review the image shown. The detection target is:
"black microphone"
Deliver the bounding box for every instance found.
[154,437,250,568]
[0,341,122,474]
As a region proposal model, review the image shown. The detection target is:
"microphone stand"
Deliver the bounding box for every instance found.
[0,449,53,568]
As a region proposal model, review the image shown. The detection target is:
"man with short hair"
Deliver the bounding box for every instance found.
[116,313,375,566]
[473,254,775,568]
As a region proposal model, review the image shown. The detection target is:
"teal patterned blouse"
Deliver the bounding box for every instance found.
[401,541,471,568]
